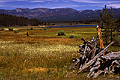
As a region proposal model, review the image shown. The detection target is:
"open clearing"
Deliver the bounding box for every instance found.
[0,27,119,80]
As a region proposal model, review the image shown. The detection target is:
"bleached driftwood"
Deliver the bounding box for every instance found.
[110,60,120,73]
[69,58,80,69]
[78,42,114,73]
[69,35,120,79]
[101,52,120,60]
[87,58,101,78]
[93,70,104,78]
[69,26,120,79]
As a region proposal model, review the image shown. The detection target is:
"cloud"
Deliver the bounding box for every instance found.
[48,4,84,9]
[0,0,54,3]
[28,0,58,2]
[72,0,120,4]
[0,0,27,3]
[0,0,120,10]
[2,0,27,1]
[29,0,44,2]
[71,0,120,9]
[72,0,103,3]
[108,4,120,8]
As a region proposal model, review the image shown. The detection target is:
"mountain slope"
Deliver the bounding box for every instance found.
[0,8,120,21]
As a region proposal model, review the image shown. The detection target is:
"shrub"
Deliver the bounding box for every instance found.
[113,35,120,46]
[0,28,5,31]
[0,32,1,37]
[8,28,13,31]
[69,35,77,38]
[43,27,47,30]
[58,30,66,36]
[27,32,29,36]
[14,30,19,33]
[30,28,33,30]
[69,35,75,38]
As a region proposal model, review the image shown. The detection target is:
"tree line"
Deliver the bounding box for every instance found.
[0,13,42,26]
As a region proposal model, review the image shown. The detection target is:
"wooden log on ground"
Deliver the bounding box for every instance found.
[101,52,120,60]
[78,42,114,73]
[93,70,104,78]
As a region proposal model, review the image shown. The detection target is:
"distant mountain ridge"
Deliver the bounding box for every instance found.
[0,8,120,21]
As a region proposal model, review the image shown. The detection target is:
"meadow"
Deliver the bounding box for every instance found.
[0,26,120,80]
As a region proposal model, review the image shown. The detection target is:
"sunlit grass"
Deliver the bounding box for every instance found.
[0,26,119,80]
[0,41,78,55]
[0,40,80,79]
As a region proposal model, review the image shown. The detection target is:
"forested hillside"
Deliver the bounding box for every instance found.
[0,13,42,26]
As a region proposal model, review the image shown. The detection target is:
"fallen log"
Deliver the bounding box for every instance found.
[69,26,120,79]
[93,70,104,78]
[110,60,120,73]
[78,42,114,73]
[101,52,120,60]
[69,58,80,69]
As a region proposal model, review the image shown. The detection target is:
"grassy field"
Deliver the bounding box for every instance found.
[0,27,120,80]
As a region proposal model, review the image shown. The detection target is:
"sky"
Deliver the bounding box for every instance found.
[0,0,120,10]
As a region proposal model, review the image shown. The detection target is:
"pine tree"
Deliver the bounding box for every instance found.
[99,5,117,44]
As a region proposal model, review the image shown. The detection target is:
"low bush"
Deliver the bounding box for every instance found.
[27,32,29,36]
[0,32,1,37]
[58,30,66,36]
[69,35,77,38]
[14,30,19,33]
[0,28,5,31]
[43,27,47,30]
[30,28,33,30]
[113,35,120,46]
[8,28,13,31]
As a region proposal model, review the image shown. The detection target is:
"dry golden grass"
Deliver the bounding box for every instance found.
[0,27,119,80]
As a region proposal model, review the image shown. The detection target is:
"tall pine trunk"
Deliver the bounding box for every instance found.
[111,28,113,42]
